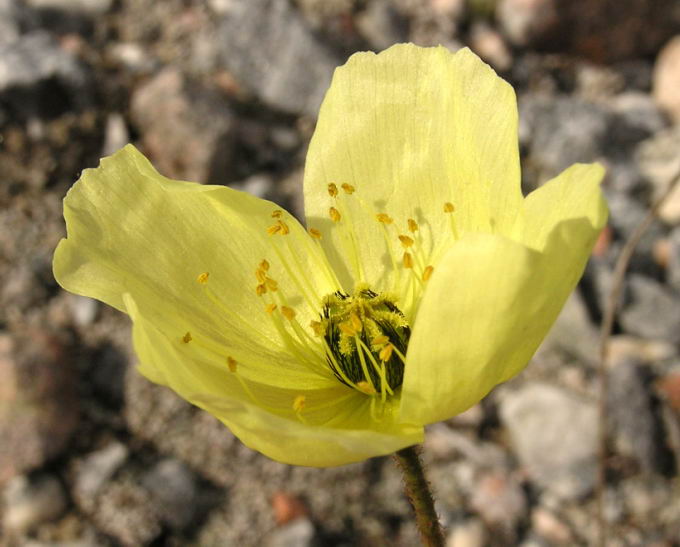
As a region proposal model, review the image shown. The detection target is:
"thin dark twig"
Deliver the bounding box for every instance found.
[596,169,680,547]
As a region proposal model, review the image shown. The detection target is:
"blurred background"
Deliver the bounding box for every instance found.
[2,0,680,545]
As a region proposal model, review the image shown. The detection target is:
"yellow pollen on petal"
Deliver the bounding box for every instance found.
[271,210,283,218]
[259,259,270,271]
[256,284,267,296]
[376,213,393,224]
[196,272,210,285]
[308,227,322,239]
[341,183,355,194]
[398,235,414,248]
[407,218,419,233]
[265,303,278,314]
[227,356,238,373]
[422,265,434,282]
[444,202,455,213]
[265,277,278,291]
[379,343,394,362]
[356,381,376,395]
[281,306,296,321]
[329,207,341,223]
[328,183,338,197]
[293,394,306,412]
[403,252,414,269]
[182,332,192,344]
[267,223,281,235]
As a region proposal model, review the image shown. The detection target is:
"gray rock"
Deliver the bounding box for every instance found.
[0,330,78,485]
[355,0,408,52]
[142,458,198,530]
[263,518,316,547]
[24,0,112,15]
[217,0,340,116]
[620,274,680,344]
[500,383,598,500]
[130,68,236,184]
[73,442,128,509]
[470,471,526,539]
[653,35,680,124]
[0,0,36,46]
[608,360,674,474]
[519,95,610,180]
[668,227,680,292]
[0,31,88,99]
[3,474,67,534]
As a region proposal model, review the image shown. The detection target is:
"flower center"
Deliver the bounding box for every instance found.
[314,285,410,396]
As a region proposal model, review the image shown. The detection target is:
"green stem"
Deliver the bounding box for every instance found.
[393,445,445,546]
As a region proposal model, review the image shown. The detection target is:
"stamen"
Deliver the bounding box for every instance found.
[278,220,290,235]
[328,183,339,197]
[398,235,415,248]
[407,218,419,233]
[422,265,434,282]
[281,306,296,321]
[372,335,389,346]
[267,223,281,235]
[376,213,393,224]
[265,303,278,314]
[341,183,355,195]
[403,252,414,269]
[293,394,306,412]
[265,277,278,291]
[255,269,267,283]
[227,356,238,373]
[308,227,322,239]
[444,202,455,213]
[259,259,270,271]
[379,343,394,362]
[271,210,283,218]
[444,201,460,239]
[196,272,210,284]
[356,381,376,395]
[329,207,341,223]
[256,284,267,296]
[182,332,192,344]
[349,313,363,333]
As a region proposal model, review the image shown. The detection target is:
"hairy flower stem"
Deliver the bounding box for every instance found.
[393,445,445,546]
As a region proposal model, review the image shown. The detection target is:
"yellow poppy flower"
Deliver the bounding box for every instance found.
[53,44,607,466]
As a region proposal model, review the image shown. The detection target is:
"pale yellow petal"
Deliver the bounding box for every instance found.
[304,44,522,292]
[126,294,423,466]
[54,145,339,390]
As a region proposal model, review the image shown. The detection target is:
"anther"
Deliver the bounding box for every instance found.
[422,265,434,282]
[293,395,306,412]
[308,228,322,239]
[265,277,278,291]
[227,356,237,372]
[444,202,455,213]
[271,210,283,218]
[341,183,355,194]
[376,213,393,224]
[255,269,267,283]
[350,313,363,333]
[403,252,414,269]
[379,344,394,362]
[265,303,278,314]
[328,183,338,197]
[372,335,389,346]
[196,272,210,284]
[277,220,290,235]
[256,284,267,296]
[339,321,358,336]
[281,306,296,321]
[310,320,324,336]
[182,332,192,344]
[398,235,414,248]
[407,218,419,233]
[329,207,341,223]
[356,381,376,395]
[267,224,281,235]
[259,259,270,271]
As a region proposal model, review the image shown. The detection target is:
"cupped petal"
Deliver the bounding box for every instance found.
[304,44,522,293]
[54,145,340,390]
[126,294,423,467]
[400,166,605,426]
